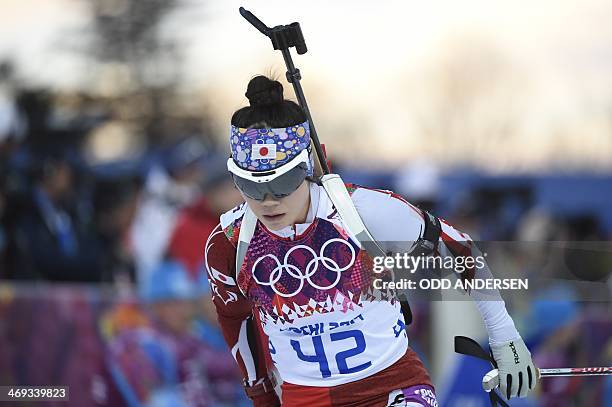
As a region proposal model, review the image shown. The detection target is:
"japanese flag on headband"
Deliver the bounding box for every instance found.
[251,144,276,160]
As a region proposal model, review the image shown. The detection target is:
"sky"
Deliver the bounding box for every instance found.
[1,0,611,170]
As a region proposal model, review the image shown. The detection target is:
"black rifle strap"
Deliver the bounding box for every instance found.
[399,210,443,325]
[411,210,443,257]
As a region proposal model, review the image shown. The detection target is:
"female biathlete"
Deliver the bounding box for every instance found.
[204,76,537,406]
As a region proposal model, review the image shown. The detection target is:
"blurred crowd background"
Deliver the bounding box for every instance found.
[0,0,611,406]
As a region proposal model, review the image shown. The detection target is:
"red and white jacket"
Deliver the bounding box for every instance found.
[204,182,519,406]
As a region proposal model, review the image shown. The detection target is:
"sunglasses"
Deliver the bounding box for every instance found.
[232,163,308,201]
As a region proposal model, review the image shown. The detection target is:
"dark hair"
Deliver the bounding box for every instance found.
[231,75,307,128]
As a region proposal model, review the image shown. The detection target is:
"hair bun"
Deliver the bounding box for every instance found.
[245,76,284,108]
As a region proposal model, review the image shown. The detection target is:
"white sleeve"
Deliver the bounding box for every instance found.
[436,221,521,344]
[351,187,424,254]
[352,186,520,344]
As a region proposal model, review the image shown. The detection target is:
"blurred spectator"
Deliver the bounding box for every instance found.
[0,61,26,273]
[516,207,566,242]
[89,176,143,283]
[533,306,610,406]
[562,214,611,283]
[168,154,243,279]
[106,260,244,407]
[130,136,209,284]
[8,153,98,281]
[5,150,143,282]
[450,184,534,240]
[193,273,229,351]
[0,60,26,146]
[0,177,6,274]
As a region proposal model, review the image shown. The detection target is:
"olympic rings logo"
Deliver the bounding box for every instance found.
[252,238,356,298]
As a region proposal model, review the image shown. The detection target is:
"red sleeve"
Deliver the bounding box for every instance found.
[204,224,280,406]
[437,217,477,283]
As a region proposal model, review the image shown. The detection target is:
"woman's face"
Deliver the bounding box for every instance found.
[242,180,310,230]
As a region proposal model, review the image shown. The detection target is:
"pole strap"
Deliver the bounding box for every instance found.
[454,336,510,407]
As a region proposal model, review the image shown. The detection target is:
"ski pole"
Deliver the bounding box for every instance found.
[455,336,611,406]
[482,366,612,392]
[238,7,330,176]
